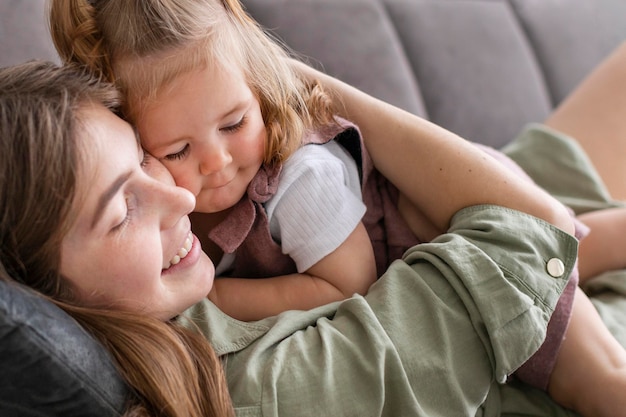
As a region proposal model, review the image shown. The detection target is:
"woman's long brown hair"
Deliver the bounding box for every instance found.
[0,61,234,417]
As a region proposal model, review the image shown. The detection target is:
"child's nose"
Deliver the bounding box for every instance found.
[199,143,232,176]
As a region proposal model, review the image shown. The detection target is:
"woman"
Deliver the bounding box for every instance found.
[3,56,626,416]
[46,1,626,414]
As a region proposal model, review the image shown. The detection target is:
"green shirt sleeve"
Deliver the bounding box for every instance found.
[182,205,577,417]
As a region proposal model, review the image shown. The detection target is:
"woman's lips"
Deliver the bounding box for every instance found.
[162,232,201,274]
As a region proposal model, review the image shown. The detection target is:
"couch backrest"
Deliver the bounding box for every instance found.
[0,0,59,66]
[241,0,626,148]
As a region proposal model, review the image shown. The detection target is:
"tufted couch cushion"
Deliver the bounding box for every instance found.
[0,0,625,415]
[241,0,626,147]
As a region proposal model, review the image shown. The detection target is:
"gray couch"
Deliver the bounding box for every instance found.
[1,0,625,415]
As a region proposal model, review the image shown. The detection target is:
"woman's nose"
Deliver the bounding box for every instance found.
[143,156,196,225]
[154,180,196,228]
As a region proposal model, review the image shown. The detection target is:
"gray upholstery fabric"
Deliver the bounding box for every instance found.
[511,0,626,104]
[383,0,552,147]
[241,0,427,118]
[239,0,626,148]
[0,0,59,66]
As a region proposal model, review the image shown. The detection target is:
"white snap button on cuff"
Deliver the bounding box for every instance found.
[547,258,565,278]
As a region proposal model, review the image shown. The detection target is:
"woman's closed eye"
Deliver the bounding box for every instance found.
[112,196,135,233]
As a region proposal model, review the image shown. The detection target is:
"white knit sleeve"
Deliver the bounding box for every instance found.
[265,141,366,272]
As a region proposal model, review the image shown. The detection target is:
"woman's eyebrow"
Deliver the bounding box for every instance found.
[90,171,133,230]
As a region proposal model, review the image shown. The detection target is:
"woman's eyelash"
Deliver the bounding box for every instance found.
[164,144,190,161]
[112,199,134,232]
[221,115,247,133]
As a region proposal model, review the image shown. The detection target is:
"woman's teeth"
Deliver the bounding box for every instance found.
[165,232,193,270]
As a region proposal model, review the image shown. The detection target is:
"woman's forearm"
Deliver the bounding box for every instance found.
[295,61,574,234]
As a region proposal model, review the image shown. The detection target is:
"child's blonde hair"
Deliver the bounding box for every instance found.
[50,0,336,165]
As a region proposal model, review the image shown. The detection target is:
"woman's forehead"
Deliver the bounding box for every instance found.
[71,104,140,222]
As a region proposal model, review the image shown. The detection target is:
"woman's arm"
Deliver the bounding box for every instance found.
[293,61,574,236]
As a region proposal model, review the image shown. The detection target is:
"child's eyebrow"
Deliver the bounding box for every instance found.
[91,171,133,230]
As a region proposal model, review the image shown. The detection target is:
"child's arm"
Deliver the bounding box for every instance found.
[208,140,376,321]
[208,221,376,321]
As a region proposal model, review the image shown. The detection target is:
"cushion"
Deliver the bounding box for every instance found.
[0,279,127,416]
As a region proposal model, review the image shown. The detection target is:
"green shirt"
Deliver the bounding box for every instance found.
[182,205,577,416]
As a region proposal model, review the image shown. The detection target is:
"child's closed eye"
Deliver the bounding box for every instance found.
[221,115,247,133]
[164,144,190,161]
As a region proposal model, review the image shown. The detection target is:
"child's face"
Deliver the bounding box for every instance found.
[60,104,215,321]
[136,61,266,214]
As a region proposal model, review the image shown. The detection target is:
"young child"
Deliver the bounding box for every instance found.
[50,0,626,320]
[52,0,382,322]
[50,1,626,414]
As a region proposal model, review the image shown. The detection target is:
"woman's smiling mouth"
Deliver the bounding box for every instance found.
[163,231,193,270]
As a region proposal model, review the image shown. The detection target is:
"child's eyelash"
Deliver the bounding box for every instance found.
[164,144,190,161]
[140,151,150,168]
[222,115,247,133]
[162,116,246,162]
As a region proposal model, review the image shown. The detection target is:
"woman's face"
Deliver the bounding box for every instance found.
[60,104,215,320]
